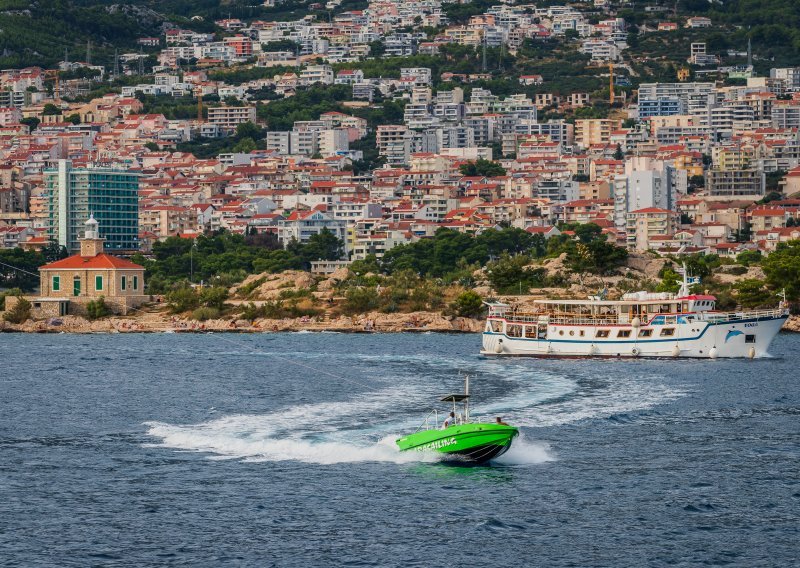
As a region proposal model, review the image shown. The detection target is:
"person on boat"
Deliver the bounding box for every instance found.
[496,417,509,426]
[443,412,456,429]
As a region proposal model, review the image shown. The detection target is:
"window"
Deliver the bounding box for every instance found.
[650,316,665,326]
[95,275,103,291]
[617,330,631,338]
[660,328,675,337]
[507,325,523,338]
[133,276,139,291]
[745,334,756,344]
[52,276,60,291]
[639,329,652,338]
[596,330,610,338]
[121,276,126,291]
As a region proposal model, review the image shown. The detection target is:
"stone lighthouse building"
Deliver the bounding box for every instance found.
[31,215,147,317]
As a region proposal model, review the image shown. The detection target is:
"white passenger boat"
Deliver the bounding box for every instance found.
[481,271,789,359]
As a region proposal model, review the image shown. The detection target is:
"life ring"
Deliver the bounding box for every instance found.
[631,347,641,357]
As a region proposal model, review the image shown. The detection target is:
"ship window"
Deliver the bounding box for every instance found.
[596,330,610,338]
[579,330,585,337]
[639,329,652,337]
[660,328,675,337]
[490,320,502,333]
[665,316,677,324]
[650,316,665,326]
[524,326,537,339]
[745,334,756,343]
[569,330,574,336]
[617,330,631,338]
[507,324,523,338]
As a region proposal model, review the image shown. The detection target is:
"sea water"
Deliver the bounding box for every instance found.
[1,332,799,566]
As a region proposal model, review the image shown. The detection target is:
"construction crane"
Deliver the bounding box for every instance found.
[45,69,60,102]
[608,62,614,106]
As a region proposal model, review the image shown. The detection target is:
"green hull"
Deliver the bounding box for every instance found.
[396,423,519,464]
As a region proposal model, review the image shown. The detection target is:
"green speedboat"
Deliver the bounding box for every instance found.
[396,377,519,464]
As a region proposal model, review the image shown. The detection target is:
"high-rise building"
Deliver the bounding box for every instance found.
[44,160,140,253]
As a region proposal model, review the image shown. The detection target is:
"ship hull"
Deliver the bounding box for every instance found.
[396,424,518,464]
[481,315,788,359]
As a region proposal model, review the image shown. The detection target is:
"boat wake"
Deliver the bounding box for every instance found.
[143,350,685,466]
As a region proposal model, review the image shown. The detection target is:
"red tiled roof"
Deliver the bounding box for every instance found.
[40,253,144,270]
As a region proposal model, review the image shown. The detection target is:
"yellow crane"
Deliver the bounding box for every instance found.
[609,62,614,106]
[45,69,60,102]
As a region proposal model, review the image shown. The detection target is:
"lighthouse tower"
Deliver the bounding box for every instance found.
[79,214,105,257]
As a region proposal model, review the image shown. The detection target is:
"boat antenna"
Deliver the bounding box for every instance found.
[678,262,690,297]
[464,374,470,423]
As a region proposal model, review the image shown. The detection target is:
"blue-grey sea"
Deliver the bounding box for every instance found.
[1,331,799,567]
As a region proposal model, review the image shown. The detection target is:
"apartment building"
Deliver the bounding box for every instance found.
[207,106,257,134]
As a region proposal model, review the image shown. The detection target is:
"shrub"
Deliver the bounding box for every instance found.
[191,307,220,321]
[3,296,31,324]
[237,276,267,298]
[451,290,484,317]
[0,287,23,310]
[736,249,762,267]
[166,286,200,313]
[199,286,229,310]
[342,286,380,315]
[86,296,112,320]
[723,265,748,276]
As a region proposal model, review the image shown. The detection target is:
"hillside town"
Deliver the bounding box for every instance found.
[1,0,800,328]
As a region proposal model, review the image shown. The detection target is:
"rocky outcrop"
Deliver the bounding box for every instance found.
[783,315,800,333]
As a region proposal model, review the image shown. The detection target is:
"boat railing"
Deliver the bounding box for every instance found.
[698,307,788,323]
[416,408,471,433]
[497,312,622,325]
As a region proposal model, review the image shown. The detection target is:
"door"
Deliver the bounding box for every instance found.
[73,277,81,296]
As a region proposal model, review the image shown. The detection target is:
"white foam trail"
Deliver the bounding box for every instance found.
[144,421,438,464]
[493,436,555,465]
[503,377,687,427]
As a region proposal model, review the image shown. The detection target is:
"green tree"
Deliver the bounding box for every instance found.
[42,103,61,116]
[487,254,546,294]
[86,296,111,319]
[762,240,800,300]
[459,158,506,177]
[199,286,229,310]
[736,250,762,266]
[166,286,200,313]
[3,297,31,324]
[232,137,257,153]
[342,286,380,315]
[451,290,484,317]
[734,279,773,308]
[20,117,40,131]
[299,228,344,263]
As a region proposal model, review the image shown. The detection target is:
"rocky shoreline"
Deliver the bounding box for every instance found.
[0,310,485,334]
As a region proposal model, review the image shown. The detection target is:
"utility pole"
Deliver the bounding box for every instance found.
[482,34,487,73]
[138,47,144,75]
[113,49,120,79]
